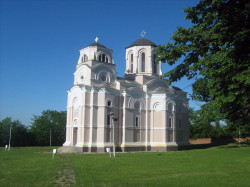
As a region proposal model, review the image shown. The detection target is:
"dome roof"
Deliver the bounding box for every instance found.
[126,38,157,49]
[88,42,106,48]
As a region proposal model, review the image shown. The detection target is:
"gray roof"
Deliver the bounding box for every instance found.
[89,42,107,48]
[126,38,157,49]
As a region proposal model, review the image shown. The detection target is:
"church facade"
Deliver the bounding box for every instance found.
[63,38,190,152]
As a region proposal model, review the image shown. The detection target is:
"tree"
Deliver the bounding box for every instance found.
[0,118,31,147]
[155,0,250,127]
[189,107,221,139]
[30,110,66,146]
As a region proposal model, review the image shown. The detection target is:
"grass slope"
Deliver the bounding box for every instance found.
[0,147,61,186]
[0,144,249,186]
[69,144,250,186]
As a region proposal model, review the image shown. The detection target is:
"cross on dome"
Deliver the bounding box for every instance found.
[95,37,99,43]
[140,30,146,38]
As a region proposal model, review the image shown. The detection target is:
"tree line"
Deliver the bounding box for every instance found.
[1,108,249,147]
[0,110,66,147]
[189,107,250,139]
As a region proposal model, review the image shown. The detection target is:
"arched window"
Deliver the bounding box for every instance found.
[84,55,88,62]
[107,100,111,107]
[99,54,106,62]
[131,54,133,73]
[141,52,145,72]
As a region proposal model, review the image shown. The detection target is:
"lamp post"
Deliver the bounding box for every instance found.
[109,112,118,157]
[8,123,12,151]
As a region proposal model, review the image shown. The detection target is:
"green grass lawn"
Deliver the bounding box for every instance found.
[1,144,250,186]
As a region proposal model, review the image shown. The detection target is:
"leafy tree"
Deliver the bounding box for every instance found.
[30,110,66,146]
[0,118,31,147]
[189,106,250,139]
[189,107,218,139]
[0,118,12,146]
[155,0,250,127]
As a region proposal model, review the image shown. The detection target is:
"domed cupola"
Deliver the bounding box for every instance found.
[126,38,157,49]
[77,37,114,65]
[125,38,162,77]
[88,42,107,48]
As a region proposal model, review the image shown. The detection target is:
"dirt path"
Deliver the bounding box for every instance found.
[56,155,76,186]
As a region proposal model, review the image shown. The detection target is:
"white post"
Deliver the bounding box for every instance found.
[8,124,12,151]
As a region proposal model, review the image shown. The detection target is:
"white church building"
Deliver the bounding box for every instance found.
[63,38,190,152]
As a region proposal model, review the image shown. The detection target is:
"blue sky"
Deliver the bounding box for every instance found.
[0,0,201,126]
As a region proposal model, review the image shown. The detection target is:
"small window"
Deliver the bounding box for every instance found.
[141,52,145,72]
[135,116,140,127]
[169,117,172,128]
[107,100,111,107]
[84,55,88,62]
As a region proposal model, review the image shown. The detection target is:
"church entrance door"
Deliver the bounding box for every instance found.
[73,127,78,146]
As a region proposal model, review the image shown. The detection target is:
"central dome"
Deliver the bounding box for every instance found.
[89,42,106,48]
[126,38,157,49]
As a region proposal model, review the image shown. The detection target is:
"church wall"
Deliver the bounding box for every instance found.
[153,110,165,128]
[153,129,165,142]
[85,107,91,126]
[167,131,173,142]
[92,127,97,144]
[84,127,90,143]
[85,92,91,105]
[91,107,98,143]
[140,110,146,129]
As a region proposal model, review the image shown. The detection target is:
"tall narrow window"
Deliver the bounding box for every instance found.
[153,54,157,74]
[141,52,145,72]
[107,113,110,126]
[169,117,172,128]
[135,116,140,127]
[84,55,88,62]
[99,54,106,62]
[131,54,133,73]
